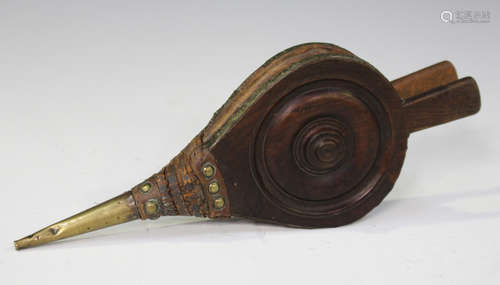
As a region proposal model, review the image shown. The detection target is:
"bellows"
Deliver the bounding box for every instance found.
[15,43,481,249]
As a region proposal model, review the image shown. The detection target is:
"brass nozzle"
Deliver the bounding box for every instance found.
[14,191,139,250]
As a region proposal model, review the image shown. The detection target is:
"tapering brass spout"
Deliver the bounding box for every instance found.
[14,191,138,250]
[14,135,232,250]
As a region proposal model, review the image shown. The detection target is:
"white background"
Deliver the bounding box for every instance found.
[1,1,499,284]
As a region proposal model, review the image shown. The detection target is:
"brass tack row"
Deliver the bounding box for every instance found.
[144,199,160,218]
[139,182,152,193]
[214,197,225,209]
[208,181,219,194]
[202,163,225,210]
[202,164,215,178]
[138,181,159,218]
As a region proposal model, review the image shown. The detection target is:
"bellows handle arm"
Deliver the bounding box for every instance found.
[393,61,480,133]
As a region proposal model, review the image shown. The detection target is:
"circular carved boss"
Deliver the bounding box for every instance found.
[252,55,405,224]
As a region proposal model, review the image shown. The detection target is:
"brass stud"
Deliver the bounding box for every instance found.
[202,164,215,178]
[144,199,159,216]
[140,182,152,193]
[208,181,220,194]
[214,197,225,209]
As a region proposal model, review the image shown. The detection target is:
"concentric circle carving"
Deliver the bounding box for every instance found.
[253,79,388,215]
[293,117,352,175]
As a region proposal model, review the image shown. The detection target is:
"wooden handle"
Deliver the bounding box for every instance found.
[392,62,481,133]
[392,61,459,100]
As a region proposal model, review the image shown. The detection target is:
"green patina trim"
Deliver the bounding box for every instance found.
[259,42,340,69]
[203,44,361,149]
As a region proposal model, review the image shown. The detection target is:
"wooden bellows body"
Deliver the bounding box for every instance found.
[15,43,480,249]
